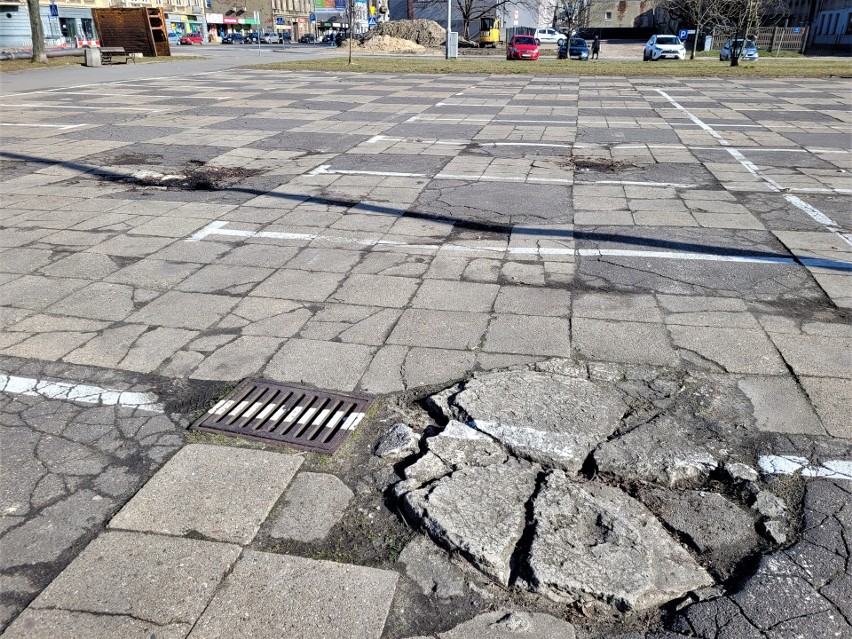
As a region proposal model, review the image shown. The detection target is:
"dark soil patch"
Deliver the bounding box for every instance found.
[568,156,634,172]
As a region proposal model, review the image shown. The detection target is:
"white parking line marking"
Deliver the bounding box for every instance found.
[0,103,165,112]
[0,123,85,130]
[759,455,852,481]
[28,91,230,101]
[308,164,426,178]
[0,373,162,412]
[656,88,852,248]
[590,180,697,188]
[184,222,852,270]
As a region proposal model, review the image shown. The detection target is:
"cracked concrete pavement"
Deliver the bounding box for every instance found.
[0,65,850,637]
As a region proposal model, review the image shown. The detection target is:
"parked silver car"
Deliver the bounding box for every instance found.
[720,39,759,61]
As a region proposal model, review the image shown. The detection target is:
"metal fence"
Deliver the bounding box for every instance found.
[807,34,852,56]
[712,26,808,53]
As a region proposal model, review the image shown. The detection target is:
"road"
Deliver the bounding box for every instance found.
[0,58,850,637]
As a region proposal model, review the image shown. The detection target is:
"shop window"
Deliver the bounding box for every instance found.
[59,17,77,38]
[605,11,612,20]
[81,17,94,38]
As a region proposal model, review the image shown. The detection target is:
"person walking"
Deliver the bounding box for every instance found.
[592,34,600,59]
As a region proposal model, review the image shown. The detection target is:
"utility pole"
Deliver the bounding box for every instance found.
[445,0,451,59]
[348,0,353,63]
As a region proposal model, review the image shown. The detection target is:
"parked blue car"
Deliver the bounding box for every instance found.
[558,37,589,60]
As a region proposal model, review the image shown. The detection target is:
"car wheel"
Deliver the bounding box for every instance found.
[642,51,648,61]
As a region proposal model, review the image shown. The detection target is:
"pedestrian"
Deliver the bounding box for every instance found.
[591,34,600,59]
[329,30,336,46]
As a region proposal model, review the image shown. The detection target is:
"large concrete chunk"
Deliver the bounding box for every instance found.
[527,471,712,611]
[402,460,540,586]
[442,371,626,473]
[187,550,399,639]
[594,415,743,489]
[109,444,302,544]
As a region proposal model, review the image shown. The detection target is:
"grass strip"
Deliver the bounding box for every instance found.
[245,55,851,78]
[1,54,205,73]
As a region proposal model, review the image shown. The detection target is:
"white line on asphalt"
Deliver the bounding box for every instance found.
[759,455,852,481]
[434,173,573,184]
[589,180,697,188]
[308,164,426,178]
[406,116,576,125]
[656,88,852,248]
[0,123,85,130]
[0,373,162,412]
[29,91,230,101]
[0,103,165,112]
[183,222,852,270]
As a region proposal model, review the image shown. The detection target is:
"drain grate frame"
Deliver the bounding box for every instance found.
[190,379,374,454]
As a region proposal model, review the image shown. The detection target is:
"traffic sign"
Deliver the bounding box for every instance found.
[368,16,377,27]
[678,29,688,40]
[792,27,801,33]
[309,13,316,22]
[49,3,59,17]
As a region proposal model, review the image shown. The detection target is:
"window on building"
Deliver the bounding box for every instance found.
[605,11,612,20]
[81,17,94,38]
[846,13,852,35]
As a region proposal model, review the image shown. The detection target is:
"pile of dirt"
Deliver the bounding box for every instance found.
[364,19,445,47]
[343,35,426,53]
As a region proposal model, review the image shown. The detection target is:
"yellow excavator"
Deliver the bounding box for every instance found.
[479,17,501,48]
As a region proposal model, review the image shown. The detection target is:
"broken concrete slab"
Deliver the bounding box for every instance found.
[398,535,466,599]
[437,371,626,472]
[268,472,353,542]
[638,489,761,579]
[187,550,399,639]
[425,420,509,469]
[594,415,752,489]
[374,422,421,460]
[406,610,577,639]
[27,531,240,625]
[109,444,302,544]
[402,460,540,586]
[527,471,712,612]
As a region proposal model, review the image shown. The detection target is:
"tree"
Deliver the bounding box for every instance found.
[660,0,726,59]
[720,0,786,66]
[27,0,48,64]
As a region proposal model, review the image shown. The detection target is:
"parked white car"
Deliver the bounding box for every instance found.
[534,28,567,45]
[643,34,686,60]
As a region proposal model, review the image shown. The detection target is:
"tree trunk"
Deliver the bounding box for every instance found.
[27,0,48,64]
[407,0,413,20]
[730,25,741,66]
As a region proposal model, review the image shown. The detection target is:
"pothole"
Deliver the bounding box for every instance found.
[114,165,261,191]
[109,153,164,166]
[566,156,634,172]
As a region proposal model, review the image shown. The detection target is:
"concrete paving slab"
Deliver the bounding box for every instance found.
[2,609,190,639]
[109,444,302,544]
[572,318,678,366]
[269,472,354,542]
[187,550,399,639]
[27,531,240,625]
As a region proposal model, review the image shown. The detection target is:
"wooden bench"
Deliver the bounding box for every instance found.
[100,47,129,65]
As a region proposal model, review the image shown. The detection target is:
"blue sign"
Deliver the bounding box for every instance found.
[368,16,377,27]
[49,3,59,17]
[334,0,346,9]
[792,27,801,33]
[276,17,284,25]
[309,13,316,22]
[678,29,688,40]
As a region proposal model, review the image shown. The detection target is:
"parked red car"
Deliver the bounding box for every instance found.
[179,33,203,45]
[506,35,540,61]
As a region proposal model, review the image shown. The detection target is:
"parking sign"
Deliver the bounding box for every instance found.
[678,29,688,40]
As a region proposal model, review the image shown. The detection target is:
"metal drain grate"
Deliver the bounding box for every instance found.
[191,379,373,454]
